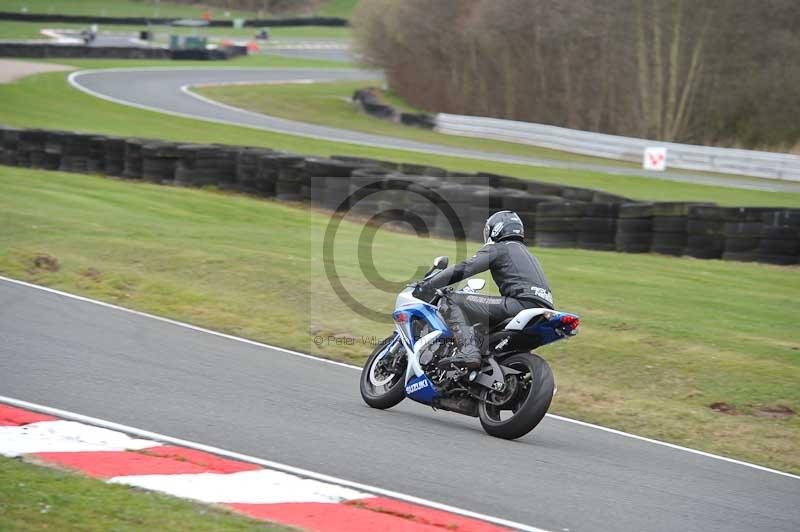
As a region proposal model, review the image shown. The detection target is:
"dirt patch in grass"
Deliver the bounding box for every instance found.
[32,254,59,272]
[710,402,737,414]
[80,267,102,281]
[757,405,795,418]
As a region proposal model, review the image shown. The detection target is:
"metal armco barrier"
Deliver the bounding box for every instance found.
[435,114,800,182]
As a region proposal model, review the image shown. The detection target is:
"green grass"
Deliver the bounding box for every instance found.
[24,52,349,70]
[1,166,798,473]
[1,67,798,207]
[0,456,293,531]
[196,79,653,167]
[315,0,359,19]
[194,79,800,193]
[0,19,351,40]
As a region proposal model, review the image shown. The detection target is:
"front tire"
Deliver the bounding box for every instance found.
[360,335,407,410]
[478,353,554,440]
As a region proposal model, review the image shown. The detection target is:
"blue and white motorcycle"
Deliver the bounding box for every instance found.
[360,256,580,439]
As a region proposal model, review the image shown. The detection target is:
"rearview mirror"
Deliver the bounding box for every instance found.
[467,278,486,291]
[433,256,449,269]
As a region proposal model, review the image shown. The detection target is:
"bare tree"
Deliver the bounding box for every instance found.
[353,0,800,149]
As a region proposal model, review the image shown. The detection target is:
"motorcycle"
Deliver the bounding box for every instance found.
[360,256,580,439]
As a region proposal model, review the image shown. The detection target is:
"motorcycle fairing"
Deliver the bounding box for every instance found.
[404,374,437,404]
[392,302,451,350]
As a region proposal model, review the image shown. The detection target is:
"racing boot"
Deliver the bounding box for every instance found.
[438,324,482,369]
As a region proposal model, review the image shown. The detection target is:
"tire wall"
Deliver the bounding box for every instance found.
[1,124,796,267]
[0,12,348,27]
[0,43,246,60]
[352,88,435,130]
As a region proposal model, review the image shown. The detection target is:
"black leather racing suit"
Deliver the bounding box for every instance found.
[419,239,553,358]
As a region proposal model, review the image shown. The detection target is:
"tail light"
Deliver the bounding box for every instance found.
[560,315,579,328]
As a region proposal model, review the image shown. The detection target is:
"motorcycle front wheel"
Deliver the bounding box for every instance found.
[360,334,407,409]
[478,353,554,440]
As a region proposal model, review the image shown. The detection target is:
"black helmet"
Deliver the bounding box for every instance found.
[483,211,524,244]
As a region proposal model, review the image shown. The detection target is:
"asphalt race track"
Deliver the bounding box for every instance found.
[69,67,800,193]
[2,279,798,532]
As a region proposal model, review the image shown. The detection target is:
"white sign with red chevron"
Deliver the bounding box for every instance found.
[643,147,668,171]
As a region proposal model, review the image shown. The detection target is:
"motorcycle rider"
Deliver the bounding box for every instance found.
[414,211,553,369]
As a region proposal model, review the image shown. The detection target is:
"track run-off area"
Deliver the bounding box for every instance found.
[1,277,799,532]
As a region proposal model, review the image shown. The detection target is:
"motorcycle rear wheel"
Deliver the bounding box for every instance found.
[360,335,406,410]
[478,353,554,440]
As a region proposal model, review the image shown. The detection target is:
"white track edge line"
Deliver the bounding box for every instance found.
[2,275,798,481]
[65,69,585,172]
[0,275,356,371]
[0,395,550,532]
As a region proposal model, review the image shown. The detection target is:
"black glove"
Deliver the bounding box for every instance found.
[413,282,436,302]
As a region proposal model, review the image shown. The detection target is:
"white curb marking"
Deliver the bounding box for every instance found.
[0,420,158,457]
[110,469,372,504]
[0,394,550,532]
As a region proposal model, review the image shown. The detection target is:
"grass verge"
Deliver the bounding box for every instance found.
[0,456,292,531]
[315,0,359,19]
[1,66,798,207]
[196,79,650,167]
[1,165,798,473]
[194,79,800,193]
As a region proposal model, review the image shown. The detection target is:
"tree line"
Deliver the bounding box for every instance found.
[352,0,800,150]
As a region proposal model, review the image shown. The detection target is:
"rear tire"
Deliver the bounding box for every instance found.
[478,353,554,440]
[360,335,407,410]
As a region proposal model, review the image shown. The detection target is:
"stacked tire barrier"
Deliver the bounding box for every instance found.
[236,148,274,194]
[615,203,653,253]
[0,43,245,61]
[0,43,169,60]
[122,138,145,179]
[352,88,436,130]
[18,129,47,169]
[0,12,348,27]
[304,157,361,210]
[87,136,108,174]
[536,202,587,248]
[686,205,727,259]
[59,133,90,173]
[0,126,20,166]
[141,142,180,183]
[721,207,782,262]
[174,144,238,187]
[103,137,126,177]
[759,211,800,265]
[577,203,618,251]
[272,154,307,201]
[1,124,797,267]
[651,202,708,256]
